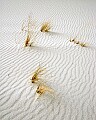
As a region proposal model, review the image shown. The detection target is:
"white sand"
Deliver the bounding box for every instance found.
[0,0,96,120]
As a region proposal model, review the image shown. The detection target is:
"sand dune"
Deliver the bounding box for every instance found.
[0,0,96,120]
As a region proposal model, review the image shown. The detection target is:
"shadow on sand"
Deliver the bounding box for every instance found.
[44,31,68,37]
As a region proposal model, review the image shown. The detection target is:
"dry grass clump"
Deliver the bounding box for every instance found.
[40,22,51,32]
[30,66,46,83]
[70,37,88,47]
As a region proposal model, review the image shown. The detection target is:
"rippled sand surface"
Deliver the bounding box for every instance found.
[0,0,96,120]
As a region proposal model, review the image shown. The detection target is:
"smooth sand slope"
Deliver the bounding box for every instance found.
[0,0,96,120]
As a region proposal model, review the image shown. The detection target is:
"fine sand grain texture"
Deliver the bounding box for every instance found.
[0,0,96,120]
